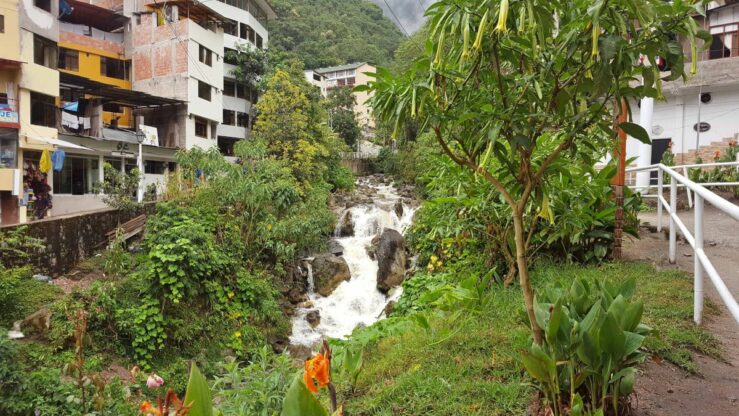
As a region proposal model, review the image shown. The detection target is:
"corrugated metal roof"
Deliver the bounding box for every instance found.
[314,62,368,75]
[102,128,139,144]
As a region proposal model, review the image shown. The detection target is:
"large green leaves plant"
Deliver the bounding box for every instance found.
[522,276,650,415]
[364,0,709,343]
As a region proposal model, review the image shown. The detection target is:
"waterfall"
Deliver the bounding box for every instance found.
[289,178,416,347]
[305,261,315,294]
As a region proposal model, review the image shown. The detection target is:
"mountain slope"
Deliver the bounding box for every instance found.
[268,0,404,69]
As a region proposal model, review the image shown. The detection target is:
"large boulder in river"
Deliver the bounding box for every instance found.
[376,228,407,293]
[336,211,354,237]
[312,253,351,296]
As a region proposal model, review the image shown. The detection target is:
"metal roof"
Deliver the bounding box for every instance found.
[60,72,187,108]
[61,0,129,32]
[313,62,369,75]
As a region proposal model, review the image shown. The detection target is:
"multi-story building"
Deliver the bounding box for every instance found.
[624,1,739,186]
[129,0,274,155]
[305,62,377,130]
[0,0,275,225]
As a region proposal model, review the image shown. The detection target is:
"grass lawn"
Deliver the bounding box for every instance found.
[342,261,721,415]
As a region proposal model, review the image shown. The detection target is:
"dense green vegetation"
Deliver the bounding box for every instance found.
[0,65,351,416]
[0,1,721,415]
[268,0,404,69]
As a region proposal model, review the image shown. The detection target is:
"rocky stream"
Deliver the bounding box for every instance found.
[288,175,417,353]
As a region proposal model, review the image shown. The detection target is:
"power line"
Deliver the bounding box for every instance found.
[382,0,412,38]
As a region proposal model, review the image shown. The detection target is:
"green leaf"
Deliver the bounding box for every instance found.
[184,363,213,416]
[619,122,650,144]
[623,331,645,355]
[281,374,329,416]
[599,313,626,359]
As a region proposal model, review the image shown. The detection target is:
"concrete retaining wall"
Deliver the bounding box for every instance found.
[0,203,155,276]
[341,158,373,176]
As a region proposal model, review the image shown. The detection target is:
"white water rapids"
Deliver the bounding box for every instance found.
[289,179,416,347]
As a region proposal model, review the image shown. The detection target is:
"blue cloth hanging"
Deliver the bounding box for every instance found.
[52,149,66,172]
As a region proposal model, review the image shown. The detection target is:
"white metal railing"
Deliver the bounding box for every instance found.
[626,163,739,326]
[627,160,739,208]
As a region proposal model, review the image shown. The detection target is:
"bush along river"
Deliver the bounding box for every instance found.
[288,175,417,354]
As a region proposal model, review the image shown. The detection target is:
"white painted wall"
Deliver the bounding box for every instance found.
[204,2,269,48]
[627,85,739,160]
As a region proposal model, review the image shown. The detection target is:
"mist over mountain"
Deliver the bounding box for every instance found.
[368,0,434,34]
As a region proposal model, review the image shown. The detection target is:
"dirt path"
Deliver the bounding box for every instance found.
[624,205,739,415]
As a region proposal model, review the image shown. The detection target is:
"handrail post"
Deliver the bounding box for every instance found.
[683,166,693,208]
[669,175,677,263]
[694,195,704,325]
[657,166,663,232]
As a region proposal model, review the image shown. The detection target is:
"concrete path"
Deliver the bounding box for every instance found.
[625,204,739,415]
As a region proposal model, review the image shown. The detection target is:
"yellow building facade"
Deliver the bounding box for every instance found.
[58,35,133,128]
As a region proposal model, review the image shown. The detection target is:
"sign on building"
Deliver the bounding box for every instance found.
[139,125,159,146]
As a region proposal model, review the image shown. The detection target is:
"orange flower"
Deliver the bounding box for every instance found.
[140,401,161,416]
[304,352,330,393]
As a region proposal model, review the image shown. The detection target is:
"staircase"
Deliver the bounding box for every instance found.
[673,136,738,165]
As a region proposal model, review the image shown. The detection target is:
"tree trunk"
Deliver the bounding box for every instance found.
[512,207,543,344]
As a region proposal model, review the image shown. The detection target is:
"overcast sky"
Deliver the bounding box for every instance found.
[369,0,435,35]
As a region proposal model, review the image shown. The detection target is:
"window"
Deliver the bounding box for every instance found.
[0,129,18,169]
[100,57,128,80]
[224,48,238,65]
[247,25,255,43]
[168,162,176,172]
[313,73,321,81]
[57,48,79,71]
[346,77,355,86]
[235,83,246,99]
[237,112,249,128]
[239,23,247,40]
[709,32,736,60]
[0,15,4,33]
[53,157,100,195]
[223,79,235,96]
[199,45,212,66]
[225,19,237,36]
[33,35,57,68]
[144,160,166,174]
[34,0,51,13]
[198,81,211,101]
[30,92,56,128]
[194,117,208,138]
[256,34,263,49]
[223,109,235,125]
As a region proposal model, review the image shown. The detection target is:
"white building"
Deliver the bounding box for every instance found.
[623,1,739,187]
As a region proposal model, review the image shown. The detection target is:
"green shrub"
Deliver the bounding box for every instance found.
[212,346,295,415]
[0,266,62,327]
[521,276,650,415]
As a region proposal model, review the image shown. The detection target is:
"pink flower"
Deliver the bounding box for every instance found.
[146,374,164,389]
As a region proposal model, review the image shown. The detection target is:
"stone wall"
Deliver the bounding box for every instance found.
[0,203,155,276]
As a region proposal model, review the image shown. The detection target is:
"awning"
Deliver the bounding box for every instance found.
[23,135,94,151]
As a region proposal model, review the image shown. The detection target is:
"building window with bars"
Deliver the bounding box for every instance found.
[58,48,79,71]
[194,117,208,138]
[30,92,56,128]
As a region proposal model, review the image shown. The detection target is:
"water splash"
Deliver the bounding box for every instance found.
[290,179,416,347]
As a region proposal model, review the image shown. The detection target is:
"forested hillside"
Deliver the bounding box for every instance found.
[268,0,404,69]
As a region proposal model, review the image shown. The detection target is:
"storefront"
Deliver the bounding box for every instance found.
[0,128,20,225]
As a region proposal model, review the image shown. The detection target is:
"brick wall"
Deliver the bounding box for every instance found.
[673,136,738,165]
[60,31,125,56]
[0,203,156,276]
